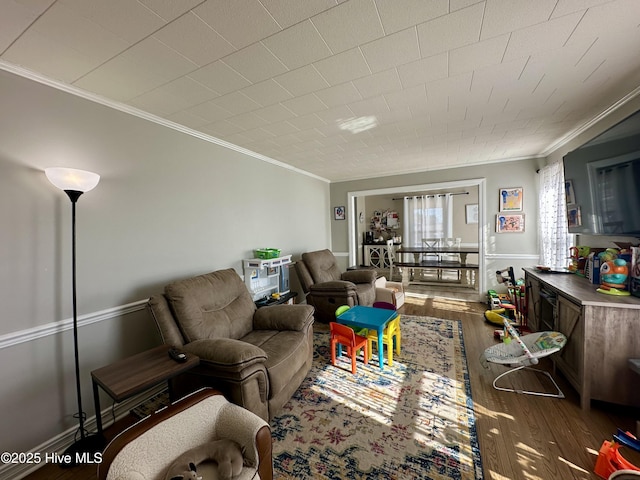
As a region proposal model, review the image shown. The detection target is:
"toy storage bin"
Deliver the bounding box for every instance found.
[254,248,281,259]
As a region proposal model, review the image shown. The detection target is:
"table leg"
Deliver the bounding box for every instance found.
[92,380,103,436]
[378,328,384,371]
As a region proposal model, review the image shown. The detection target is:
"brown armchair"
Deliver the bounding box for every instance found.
[147,268,314,421]
[295,249,377,323]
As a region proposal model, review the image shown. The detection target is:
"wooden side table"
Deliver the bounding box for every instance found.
[91,345,199,436]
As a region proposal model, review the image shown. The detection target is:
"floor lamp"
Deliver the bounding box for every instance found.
[45,167,105,465]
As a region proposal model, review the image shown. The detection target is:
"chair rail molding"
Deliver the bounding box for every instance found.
[0,299,148,350]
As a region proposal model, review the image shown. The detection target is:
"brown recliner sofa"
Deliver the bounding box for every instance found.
[295,249,377,323]
[147,268,315,421]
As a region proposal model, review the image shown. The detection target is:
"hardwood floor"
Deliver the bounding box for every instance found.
[24,289,640,480]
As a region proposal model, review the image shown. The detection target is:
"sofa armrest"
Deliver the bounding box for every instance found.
[309,280,357,294]
[253,304,314,331]
[385,280,404,292]
[183,338,266,372]
[375,287,397,306]
[342,269,377,284]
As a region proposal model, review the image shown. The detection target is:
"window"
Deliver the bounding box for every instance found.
[403,194,453,247]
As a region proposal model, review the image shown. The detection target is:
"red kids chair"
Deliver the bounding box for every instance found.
[330,322,369,374]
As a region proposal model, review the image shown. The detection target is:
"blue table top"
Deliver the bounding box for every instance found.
[336,305,396,330]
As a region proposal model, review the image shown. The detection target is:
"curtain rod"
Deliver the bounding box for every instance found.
[392,191,469,200]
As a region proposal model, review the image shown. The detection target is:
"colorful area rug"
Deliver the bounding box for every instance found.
[270,315,483,479]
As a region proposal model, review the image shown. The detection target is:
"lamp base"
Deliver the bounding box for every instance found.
[59,434,106,468]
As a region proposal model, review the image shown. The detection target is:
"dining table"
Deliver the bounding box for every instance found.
[393,245,480,287]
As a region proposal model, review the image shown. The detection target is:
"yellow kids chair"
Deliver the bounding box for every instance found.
[367,301,401,366]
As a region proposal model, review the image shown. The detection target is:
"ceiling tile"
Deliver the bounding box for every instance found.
[254,103,297,122]
[193,0,280,49]
[449,34,509,76]
[375,0,448,34]
[313,47,371,85]
[287,113,327,131]
[58,0,166,43]
[396,52,448,88]
[314,82,362,108]
[480,0,557,40]
[312,0,385,53]
[347,95,389,117]
[260,0,336,29]
[551,0,612,18]
[164,109,210,129]
[152,12,235,66]
[153,75,219,108]
[281,93,328,116]
[566,0,640,46]
[3,29,101,83]
[227,111,269,130]
[273,65,330,96]
[352,68,402,98]
[262,20,332,70]
[188,61,251,95]
[0,1,52,51]
[417,2,483,58]
[138,0,203,22]
[384,84,427,111]
[360,27,420,73]
[119,37,198,82]
[503,11,582,61]
[261,120,300,136]
[210,91,261,116]
[240,79,293,106]
[73,53,168,100]
[184,99,234,123]
[222,42,288,83]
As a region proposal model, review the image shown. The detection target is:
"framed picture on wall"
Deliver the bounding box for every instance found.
[499,187,523,211]
[334,206,345,220]
[465,204,478,224]
[496,214,525,233]
[565,180,576,205]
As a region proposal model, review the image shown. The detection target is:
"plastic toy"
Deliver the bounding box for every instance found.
[597,258,631,296]
[614,429,640,453]
[594,440,640,479]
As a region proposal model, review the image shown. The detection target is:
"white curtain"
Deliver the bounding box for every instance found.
[538,162,571,269]
[403,194,453,247]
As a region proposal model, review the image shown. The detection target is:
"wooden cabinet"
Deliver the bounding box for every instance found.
[524,268,640,410]
[364,244,390,268]
[554,295,583,392]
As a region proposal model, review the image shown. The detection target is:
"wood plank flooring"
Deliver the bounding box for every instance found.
[24,290,640,480]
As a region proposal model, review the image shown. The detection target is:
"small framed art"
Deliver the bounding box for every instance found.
[334,206,345,220]
[499,187,523,211]
[565,180,576,205]
[567,205,581,227]
[465,204,478,224]
[496,214,525,233]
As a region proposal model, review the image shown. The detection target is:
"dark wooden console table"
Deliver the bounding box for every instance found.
[524,267,640,410]
[91,345,199,436]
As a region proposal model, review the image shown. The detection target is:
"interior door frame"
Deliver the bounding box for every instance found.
[347,178,486,292]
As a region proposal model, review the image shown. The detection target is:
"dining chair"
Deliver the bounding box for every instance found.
[386,239,396,281]
[330,322,369,374]
[420,237,441,279]
[440,237,462,280]
[366,301,401,367]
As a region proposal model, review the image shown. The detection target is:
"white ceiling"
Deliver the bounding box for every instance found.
[2,0,640,182]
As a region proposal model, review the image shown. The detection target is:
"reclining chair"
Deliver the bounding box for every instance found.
[295,249,377,323]
[147,268,315,421]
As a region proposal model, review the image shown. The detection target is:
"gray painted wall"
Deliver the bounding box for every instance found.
[0,69,329,456]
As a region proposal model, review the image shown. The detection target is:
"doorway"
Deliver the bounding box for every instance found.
[347,178,486,293]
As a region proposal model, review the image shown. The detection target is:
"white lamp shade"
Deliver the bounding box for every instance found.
[45,167,100,193]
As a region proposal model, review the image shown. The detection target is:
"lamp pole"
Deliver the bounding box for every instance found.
[45,168,104,466]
